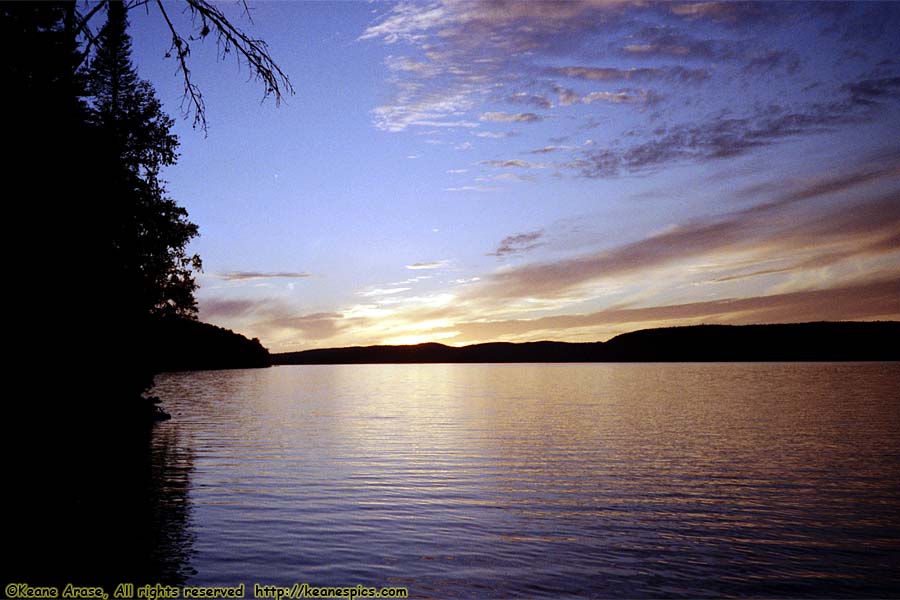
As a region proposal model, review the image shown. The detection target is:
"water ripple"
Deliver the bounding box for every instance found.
[152,363,900,597]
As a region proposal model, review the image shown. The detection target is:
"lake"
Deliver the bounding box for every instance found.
[146,363,900,597]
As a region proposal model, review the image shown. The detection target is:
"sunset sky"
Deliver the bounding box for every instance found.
[127,1,900,351]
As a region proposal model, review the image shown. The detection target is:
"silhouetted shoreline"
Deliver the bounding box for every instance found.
[149,317,271,372]
[273,322,900,365]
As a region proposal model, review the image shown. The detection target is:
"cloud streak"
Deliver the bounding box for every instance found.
[406,260,450,270]
[480,159,541,169]
[217,271,310,281]
[200,157,899,352]
[506,92,553,109]
[480,111,543,123]
[362,1,900,178]
[552,65,710,83]
[474,160,900,300]
[204,2,900,352]
[442,277,900,343]
[488,230,545,257]
[569,87,898,177]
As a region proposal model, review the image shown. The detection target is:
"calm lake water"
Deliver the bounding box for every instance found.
[147,363,900,598]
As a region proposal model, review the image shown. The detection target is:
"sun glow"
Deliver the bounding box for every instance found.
[383,331,461,346]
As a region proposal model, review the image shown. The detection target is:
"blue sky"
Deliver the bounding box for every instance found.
[125,1,900,351]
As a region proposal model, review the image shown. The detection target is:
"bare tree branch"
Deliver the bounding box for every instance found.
[239,0,254,25]
[73,0,108,69]
[183,0,294,105]
[73,0,294,133]
[154,0,207,131]
[74,0,108,37]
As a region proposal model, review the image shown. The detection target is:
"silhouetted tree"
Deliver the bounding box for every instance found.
[71,0,294,133]
[1,2,97,408]
[87,0,200,320]
[3,1,288,587]
[2,0,290,419]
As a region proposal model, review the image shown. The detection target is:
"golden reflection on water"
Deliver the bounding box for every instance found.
[153,362,900,597]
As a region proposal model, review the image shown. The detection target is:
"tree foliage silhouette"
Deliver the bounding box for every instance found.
[4,1,287,587]
[2,0,290,421]
[88,0,201,321]
[74,0,294,133]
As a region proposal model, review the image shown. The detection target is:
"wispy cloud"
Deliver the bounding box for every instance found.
[551,85,662,107]
[488,230,545,257]
[443,278,900,343]
[385,55,439,77]
[357,287,412,297]
[476,172,535,183]
[668,2,774,25]
[568,87,898,177]
[252,311,346,346]
[217,271,310,281]
[204,273,900,351]
[742,49,801,74]
[372,88,481,132]
[582,90,659,105]
[528,145,572,154]
[621,27,732,60]
[201,154,900,351]
[506,92,553,109]
[406,260,450,270]
[472,131,517,139]
[480,111,543,123]
[444,185,498,192]
[362,1,900,178]
[200,298,259,319]
[552,84,582,107]
[480,159,541,169]
[843,76,900,107]
[475,159,900,299]
[210,1,900,352]
[357,3,447,44]
[552,65,710,83]
[622,31,800,76]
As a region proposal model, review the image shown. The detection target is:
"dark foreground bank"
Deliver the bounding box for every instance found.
[274,321,900,365]
[148,318,271,372]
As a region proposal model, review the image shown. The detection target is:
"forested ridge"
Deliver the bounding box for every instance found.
[275,321,900,364]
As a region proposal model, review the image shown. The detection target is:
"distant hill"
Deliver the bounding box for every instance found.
[148,317,271,372]
[273,321,899,365]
